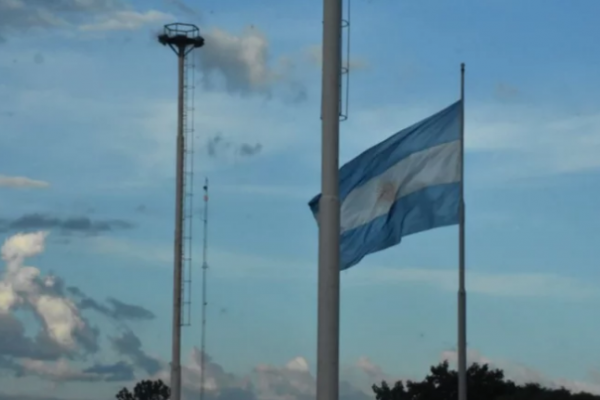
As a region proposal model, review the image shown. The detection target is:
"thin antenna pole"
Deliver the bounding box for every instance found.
[199,178,209,400]
[171,49,185,400]
[458,62,467,400]
[317,2,342,400]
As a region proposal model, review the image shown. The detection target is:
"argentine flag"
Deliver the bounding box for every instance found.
[309,100,462,270]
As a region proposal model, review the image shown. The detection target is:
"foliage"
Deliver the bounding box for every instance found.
[116,379,171,400]
[372,361,600,400]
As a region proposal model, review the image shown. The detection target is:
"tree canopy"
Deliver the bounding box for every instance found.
[115,362,600,400]
[116,379,171,400]
[372,362,600,400]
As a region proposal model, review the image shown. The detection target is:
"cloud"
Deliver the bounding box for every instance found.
[239,143,263,157]
[0,392,83,400]
[344,100,600,182]
[0,231,157,389]
[11,357,135,382]
[68,287,155,322]
[110,330,163,376]
[106,298,155,321]
[82,361,136,382]
[0,0,171,41]
[206,133,263,159]
[0,175,49,189]
[0,313,63,361]
[17,358,99,381]
[464,104,600,179]
[441,349,600,395]
[0,214,134,236]
[196,26,306,99]
[146,349,371,400]
[79,10,172,32]
[2,84,312,188]
[0,232,94,351]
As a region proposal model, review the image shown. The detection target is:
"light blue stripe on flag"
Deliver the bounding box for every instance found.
[309,100,462,270]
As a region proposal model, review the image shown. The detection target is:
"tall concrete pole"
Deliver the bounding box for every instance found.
[171,50,185,400]
[316,1,342,400]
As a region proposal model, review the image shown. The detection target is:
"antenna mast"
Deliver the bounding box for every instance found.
[158,23,205,400]
[340,0,351,121]
[199,178,209,400]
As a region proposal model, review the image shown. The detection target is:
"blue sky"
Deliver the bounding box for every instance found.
[2,0,600,399]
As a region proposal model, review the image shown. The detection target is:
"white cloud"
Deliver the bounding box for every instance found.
[1,231,47,264]
[200,27,274,94]
[0,0,171,39]
[197,26,307,99]
[0,174,49,188]
[79,10,173,32]
[149,349,371,400]
[342,357,403,393]
[0,232,88,350]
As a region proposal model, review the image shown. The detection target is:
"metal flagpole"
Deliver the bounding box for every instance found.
[317,2,342,400]
[458,62,467,400]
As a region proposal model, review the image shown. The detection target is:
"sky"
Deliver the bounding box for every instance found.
[1,0,600,399]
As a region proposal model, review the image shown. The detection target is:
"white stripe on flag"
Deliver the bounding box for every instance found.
[340,140,461,233]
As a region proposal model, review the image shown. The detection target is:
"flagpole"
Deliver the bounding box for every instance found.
[317,2,342,400]
[458,62,467,400]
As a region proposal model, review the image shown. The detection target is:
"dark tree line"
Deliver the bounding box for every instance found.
[116,379,170,400]
[372,362,600,400]
[116,362,600,400]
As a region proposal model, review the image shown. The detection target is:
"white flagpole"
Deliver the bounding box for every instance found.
[458,63,467,400]
[317,1,342,400]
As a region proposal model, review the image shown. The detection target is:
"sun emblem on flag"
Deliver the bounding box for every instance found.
[377,181,397,205]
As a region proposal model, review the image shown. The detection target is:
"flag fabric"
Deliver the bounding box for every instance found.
[308,100,462,270]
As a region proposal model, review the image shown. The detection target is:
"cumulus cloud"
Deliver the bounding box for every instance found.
[0,231,154,386]
[196,26,306,100]
[0,175,49,189]
[0,232,89,349]
[148,349,371,400]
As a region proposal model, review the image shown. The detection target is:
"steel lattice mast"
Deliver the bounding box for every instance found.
[158,23,205,400]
